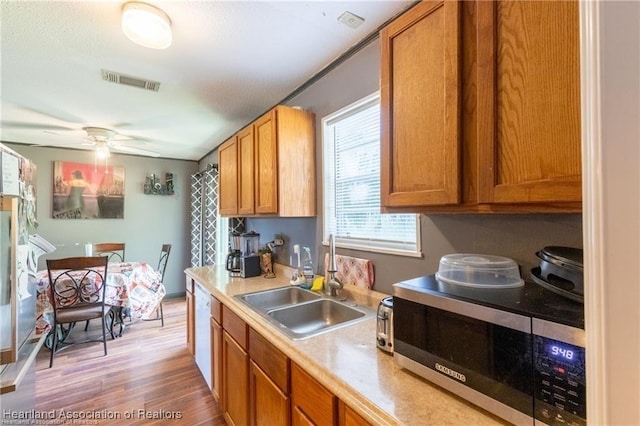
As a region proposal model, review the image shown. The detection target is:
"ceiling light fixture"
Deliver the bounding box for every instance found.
[95,141,111,160]
[121,2,172,49]
[84,128,113,171]
[93,141,111,172]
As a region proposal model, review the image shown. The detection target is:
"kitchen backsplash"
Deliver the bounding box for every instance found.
[247,213,582,295]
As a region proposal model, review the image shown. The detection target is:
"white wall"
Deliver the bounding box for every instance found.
[5,143,198,296]
[591,1,640,424]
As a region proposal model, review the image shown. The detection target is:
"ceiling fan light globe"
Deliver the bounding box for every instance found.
[95,144,111,159]
[122,2,172,50]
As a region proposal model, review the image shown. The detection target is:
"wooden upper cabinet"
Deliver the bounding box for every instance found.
[380,0,581,213]
[238,125,256,215]
[218,137,239,216]
[218,105,315,217]
[275,106,316,217]
[380,0,461,208]
[254,110,278,214]
[476,0,582,204]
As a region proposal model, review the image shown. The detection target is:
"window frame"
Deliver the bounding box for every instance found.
[321,92,421,257]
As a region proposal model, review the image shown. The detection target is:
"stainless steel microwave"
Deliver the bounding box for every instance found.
[393,275,586,426]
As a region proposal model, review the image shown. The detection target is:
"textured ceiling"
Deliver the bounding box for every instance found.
[0,1,413,161]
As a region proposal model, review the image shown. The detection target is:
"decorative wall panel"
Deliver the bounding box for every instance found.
[202,167,218,266]
[190,164,219,267]
[190,173,203,267]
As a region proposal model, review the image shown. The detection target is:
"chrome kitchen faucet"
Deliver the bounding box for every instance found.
[324,234,344,298]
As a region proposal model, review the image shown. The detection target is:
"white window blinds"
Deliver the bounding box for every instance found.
[323,93,420,255]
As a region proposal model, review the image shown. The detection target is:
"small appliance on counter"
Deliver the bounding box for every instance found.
[226,232,242,277]
[239,231,261,278]
[392,253,586,426]
[376,296,394,353]
[531,246,584,303]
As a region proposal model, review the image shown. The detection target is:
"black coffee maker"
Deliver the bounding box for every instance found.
[226,232,242,277]
[239,231,261,278]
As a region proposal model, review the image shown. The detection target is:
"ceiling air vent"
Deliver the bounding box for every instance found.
[101,69,160,92]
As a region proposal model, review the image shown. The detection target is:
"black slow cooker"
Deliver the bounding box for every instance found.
[531,246,584,303]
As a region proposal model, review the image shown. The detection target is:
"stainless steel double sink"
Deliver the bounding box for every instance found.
[235,286,375,340]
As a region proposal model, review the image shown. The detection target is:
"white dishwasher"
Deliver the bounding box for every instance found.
[194,282,212,389]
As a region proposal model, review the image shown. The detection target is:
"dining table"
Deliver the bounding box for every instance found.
[35,261,166,339]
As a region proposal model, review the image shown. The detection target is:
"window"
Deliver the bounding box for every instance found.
[216,216,229,266]
[322,93,420,256]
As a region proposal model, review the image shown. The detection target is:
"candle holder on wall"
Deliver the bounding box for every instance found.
[144,173,174,195]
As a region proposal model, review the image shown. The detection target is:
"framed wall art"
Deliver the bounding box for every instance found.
[52,161,125,219]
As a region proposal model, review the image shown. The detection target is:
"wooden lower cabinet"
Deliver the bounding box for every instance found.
[291,362,336,426]
[185,281,195,356]
[210,317,223,402]
[250,361,289,425]
[291,362,371,426]
[338,400,371,426]
[249,328,290,425]
[292,405,315,426]
[223,331,249,426]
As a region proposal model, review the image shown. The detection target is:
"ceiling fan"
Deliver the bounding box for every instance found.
[80,127,161,158]
[2,103,164,158]
[35,126,162,158]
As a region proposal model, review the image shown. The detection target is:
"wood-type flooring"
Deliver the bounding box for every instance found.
[35,297,226,425]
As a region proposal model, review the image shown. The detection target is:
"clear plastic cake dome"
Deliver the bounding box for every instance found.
[435,254,524,288]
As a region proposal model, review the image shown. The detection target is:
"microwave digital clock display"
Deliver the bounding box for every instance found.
[550,344,575,361]
[536,336,584,367]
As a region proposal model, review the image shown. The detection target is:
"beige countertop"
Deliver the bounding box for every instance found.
[184,264,508,426]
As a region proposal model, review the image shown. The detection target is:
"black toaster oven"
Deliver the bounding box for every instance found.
[393,275,585,426]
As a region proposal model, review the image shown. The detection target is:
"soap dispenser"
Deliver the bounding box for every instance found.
[301,247,314,289]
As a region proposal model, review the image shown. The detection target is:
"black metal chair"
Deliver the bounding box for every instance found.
[46,256,109,368]
[92,242,125,262]
[144,244,171,326]
[84,243,125,331]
